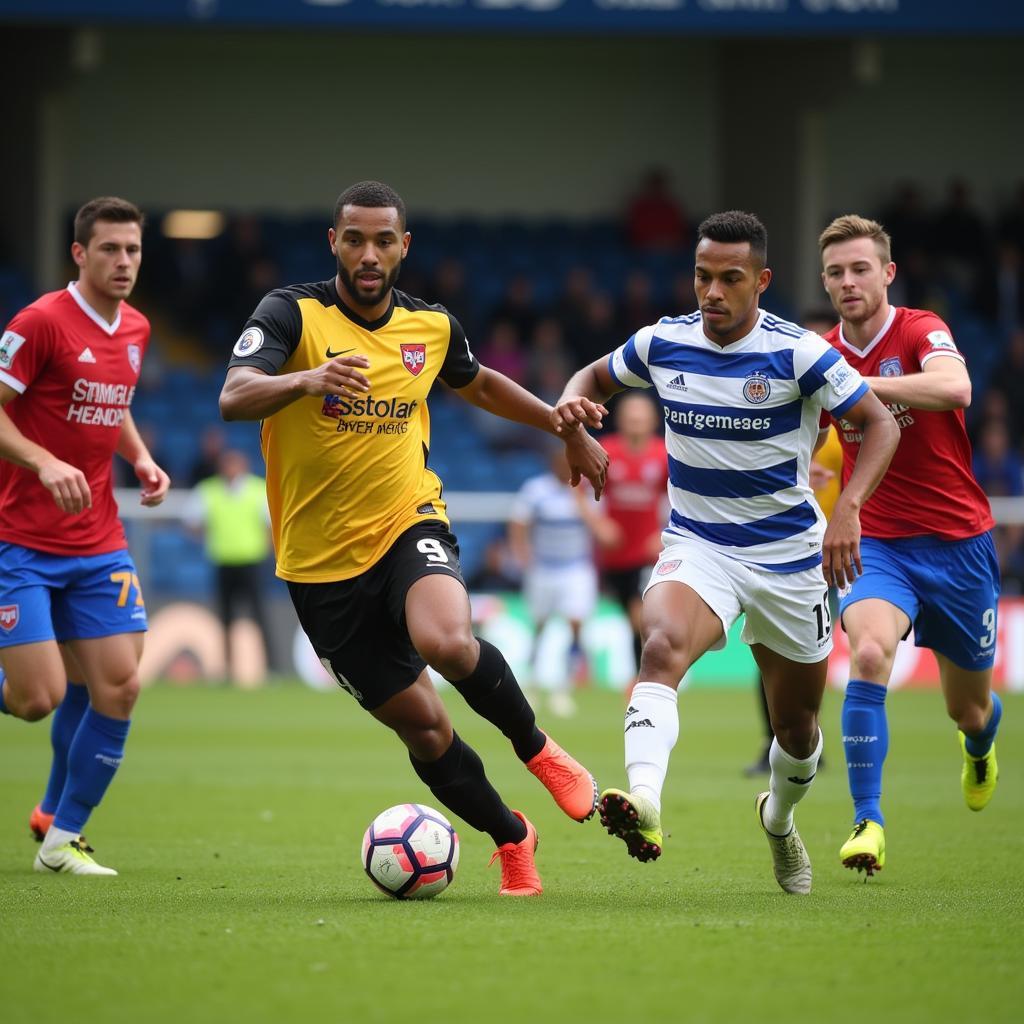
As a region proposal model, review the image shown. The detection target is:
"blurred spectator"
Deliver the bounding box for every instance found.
[972,417,1024,593]
[578,291,620,362]
[993,241,1024,337]
[669,268,697,315]
[188,424,228,487]
[427,256,476,336]
[553,265,596,357]
[997,181,1024,251]
[466,535,522,593]
[987,328,1024,443]
[624,167,689,251]
[114,422,170,488]
[487,273,538,341]
[878,181,932,262]
[185,449,275,681]
[526,317,573,404]
[477,319,527,385]
[617,269,660,337]
[932,179,992,311]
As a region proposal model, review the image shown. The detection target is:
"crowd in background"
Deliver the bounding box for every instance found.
[2,171,1023,595]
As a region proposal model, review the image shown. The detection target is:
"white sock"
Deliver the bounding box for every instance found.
[41,826,79,853]
[764,731,823,836]
[624,682,679,813]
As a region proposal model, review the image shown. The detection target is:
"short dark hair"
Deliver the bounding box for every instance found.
[697,210,767,267]
[74,196,144,247]
[333,181,406,230]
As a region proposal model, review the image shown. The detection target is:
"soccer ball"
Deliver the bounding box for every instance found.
[361,803,460,900]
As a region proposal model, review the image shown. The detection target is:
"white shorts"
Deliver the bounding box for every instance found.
[524,563,598,624]
[644,533,833,663]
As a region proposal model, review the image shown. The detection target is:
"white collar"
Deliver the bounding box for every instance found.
[67,282,121,336]
[838,305,896,359]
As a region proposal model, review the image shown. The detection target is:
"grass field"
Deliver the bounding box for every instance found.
[1,683,1020,1024]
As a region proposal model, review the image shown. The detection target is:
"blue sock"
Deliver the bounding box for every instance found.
[40,681,90,815]
[53,707,131,835]
[964,692,1003,757]
[0,668,8,715]
[842,679,889,826]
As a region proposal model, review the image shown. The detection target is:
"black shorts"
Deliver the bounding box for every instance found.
[601,565,647,611]
[287,521,465,710]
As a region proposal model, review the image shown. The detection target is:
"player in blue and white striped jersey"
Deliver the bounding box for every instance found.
[553,211,899,894]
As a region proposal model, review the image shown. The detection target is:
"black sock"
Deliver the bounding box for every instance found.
[447,638,546,762]
[409,732,527,847]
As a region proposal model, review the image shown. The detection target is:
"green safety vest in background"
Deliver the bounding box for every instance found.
[196,475,270,566]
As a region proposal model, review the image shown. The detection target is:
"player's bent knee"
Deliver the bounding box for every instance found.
[950,703,987,735]
[14,693,60,722]
[850,638,895,682]
[399,722,452,762]
[773,717,819,760]
[418,633,478,680]
[640,628,690,680]
[91,673,142,718]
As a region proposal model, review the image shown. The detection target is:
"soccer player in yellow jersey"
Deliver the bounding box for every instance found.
[219,181,608,896]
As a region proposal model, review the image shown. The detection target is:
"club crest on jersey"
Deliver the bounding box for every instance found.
[0,330,26,370]
[879,357,903,377]
[657,560,680,575]
[401,343,426,376]
[127,343,141,375]
[233,327,265,358]
[742,372,771,405]
[0,604,19,631]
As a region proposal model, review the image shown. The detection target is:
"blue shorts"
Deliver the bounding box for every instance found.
[0,542,148,648]
[839,532,1000,671]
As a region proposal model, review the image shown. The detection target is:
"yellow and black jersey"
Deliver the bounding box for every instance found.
[228,280,479,582]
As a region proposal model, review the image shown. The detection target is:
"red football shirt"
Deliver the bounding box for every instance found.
[0,284,150,555]
[598,434,668,570]
[825,306,993,540]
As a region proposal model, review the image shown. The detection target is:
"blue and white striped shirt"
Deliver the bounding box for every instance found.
[608,310,868,572]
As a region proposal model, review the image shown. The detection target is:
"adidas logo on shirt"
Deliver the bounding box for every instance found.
[666,373,687,391]
[78,347,97,363]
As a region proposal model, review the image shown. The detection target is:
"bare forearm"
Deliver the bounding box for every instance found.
[459,368,556,434]
[837,412,899,511]
[116,410,148,463]
[866,370,970,411]
[220,369,310,421]
[559,362,613,405]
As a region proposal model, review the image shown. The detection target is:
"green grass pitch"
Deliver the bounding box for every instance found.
[1,684,1020,1024]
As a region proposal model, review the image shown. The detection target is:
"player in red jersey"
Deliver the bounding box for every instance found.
[819,215,1002,878]
[0,197,169,875]
[596,391,667,678]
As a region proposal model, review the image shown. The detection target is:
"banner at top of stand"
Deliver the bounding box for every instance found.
[1,0,1023,36]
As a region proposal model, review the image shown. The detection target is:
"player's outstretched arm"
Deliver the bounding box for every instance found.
[552,357,620,435]
[219,356,371,421]
[0,381,91,514]
[821,391,899,589]
[454,365,609,497]
[117,409,170,506]
[864,354,971,411]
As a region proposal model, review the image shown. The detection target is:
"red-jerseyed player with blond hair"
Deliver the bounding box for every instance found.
[0,197,169,875]
[819,214,1002,878]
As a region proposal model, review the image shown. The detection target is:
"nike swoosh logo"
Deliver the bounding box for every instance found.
[787,773,816,785]
[326,347,355,358]
[36,856,61,873]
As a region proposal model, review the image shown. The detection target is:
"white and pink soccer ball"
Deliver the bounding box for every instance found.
[361,803,460,900]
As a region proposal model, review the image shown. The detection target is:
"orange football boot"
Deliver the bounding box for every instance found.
[489,811,542,896]
[525,735,598,822]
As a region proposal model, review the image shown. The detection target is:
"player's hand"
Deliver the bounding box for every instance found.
[303,354,371,399]
[821,500,862,590]
[37,458,92,515]
[135,457,171,507]
[564,430,608,499]
[551,395,608,435]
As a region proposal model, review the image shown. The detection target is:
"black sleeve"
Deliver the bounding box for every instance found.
[227,289,302,375]
[439,313,480,388]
